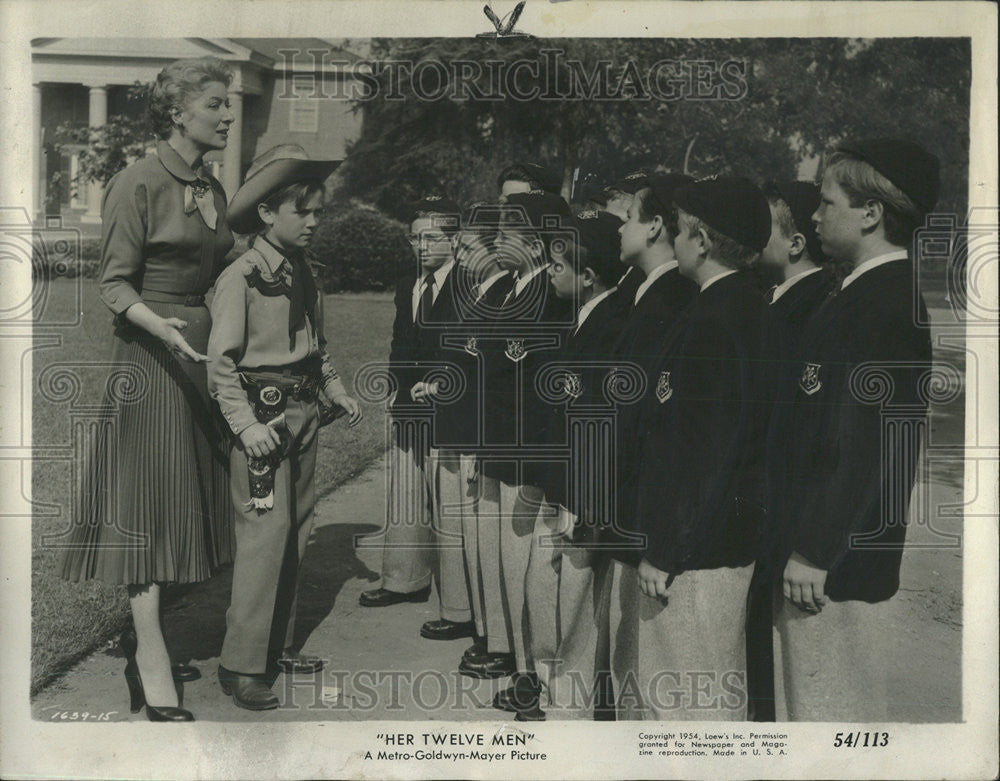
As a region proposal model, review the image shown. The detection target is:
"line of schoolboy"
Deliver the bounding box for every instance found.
[211,138,940,722]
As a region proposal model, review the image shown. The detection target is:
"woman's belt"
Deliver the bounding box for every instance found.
[142,289,206,306]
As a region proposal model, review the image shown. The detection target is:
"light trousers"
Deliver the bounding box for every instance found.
[602,558,754,720]
[773,592,891,722]
[221,398,318,675]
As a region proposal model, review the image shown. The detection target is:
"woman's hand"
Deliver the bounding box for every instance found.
[155,317,209,363]
[332,394,364,427]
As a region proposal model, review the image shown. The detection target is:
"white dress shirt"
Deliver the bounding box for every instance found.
[574,287,617,334]
[513,263,549,297]
[634,261,678,304]
[475,268,510,301]
[841,250,908,289]
[700,269,738,292]
[771,267,823,303]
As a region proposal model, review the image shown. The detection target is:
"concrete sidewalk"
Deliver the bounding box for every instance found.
[32,456,508,723]
[32,451,962,724]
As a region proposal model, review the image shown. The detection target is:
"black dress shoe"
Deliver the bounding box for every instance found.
[515,703,547,721]
[462,638,488,661]
[420,619,476,641]
[274,652,325,675]
[218,666,279,711]
[123,657,195,721]
[493,673,541,712]
[458,652,516,679]
[172,663,201,683]
[359,585,431,607]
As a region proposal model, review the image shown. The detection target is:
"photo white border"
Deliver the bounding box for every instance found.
[1,1,996,779]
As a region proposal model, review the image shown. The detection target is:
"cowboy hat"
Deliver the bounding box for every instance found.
[227,144,341,234]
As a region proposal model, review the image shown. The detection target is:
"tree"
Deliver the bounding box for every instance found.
[336,37,970,218]
[49,82,154,204]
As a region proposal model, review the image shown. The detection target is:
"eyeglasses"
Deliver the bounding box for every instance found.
[407,233,451,244]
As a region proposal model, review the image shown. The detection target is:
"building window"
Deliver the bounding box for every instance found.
[288,75,319,133]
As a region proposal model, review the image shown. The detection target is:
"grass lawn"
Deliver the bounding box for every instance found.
[30,278,395,696]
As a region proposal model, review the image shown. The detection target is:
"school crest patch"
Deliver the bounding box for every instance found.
[564,371,583,399]
[655,371,673,403]
[505,338,526,362]
[464,336,479,356]
[799,363,822,395]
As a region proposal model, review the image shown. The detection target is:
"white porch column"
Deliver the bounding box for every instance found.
[83,85,108,221]
[221,89,244,200]
[33,83,43,216]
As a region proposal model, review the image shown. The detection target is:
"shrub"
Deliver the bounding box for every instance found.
[32,236,102,280]
[307,203,410,293]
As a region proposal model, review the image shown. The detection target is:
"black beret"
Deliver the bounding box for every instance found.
[499,162,562,195]
[608,168,652,195]
[572,209,624,286]
[765,180,826,263]
[579,181,610,206]
[643,172,695,219]
[836,138,940,213]
[501,191,573,229]
[674,176,771,252]
[410,194,461,230]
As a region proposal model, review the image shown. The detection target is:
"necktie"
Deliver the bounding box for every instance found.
[287,255,318,350]
[183,179,219,231]
[768,284,778,304]
[417,273,436,322]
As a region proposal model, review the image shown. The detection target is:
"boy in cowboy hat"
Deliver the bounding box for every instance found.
[773,139,938,721]
[207,144,363,711]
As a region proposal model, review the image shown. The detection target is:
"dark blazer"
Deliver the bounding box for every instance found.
[388,269,420,414]
[762,268,837,564]
[541,291,628,512]
[612,266,698,383]
[764,268,838,390]
[775,259,932,602]
[613,266,698,524]
[609,266,644,312]
[478,270,572,485]
[388,263,462,418]
[419,264,492,450]
[617,271,768,573]
[421,268,518,452]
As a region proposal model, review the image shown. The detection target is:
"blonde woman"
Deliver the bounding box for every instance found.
[60,57,237,721]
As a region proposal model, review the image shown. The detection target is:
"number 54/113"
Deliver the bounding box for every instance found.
[834,732,889,747]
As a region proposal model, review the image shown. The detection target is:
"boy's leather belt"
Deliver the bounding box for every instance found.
[239,356,324,402]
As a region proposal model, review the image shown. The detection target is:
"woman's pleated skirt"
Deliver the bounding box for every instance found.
[59,301,235,585]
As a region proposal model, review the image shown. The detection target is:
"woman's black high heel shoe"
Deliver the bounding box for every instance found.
[119,631,195,722]
[119,626,201,682]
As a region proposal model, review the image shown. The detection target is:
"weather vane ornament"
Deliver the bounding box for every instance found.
[478,1,529,38]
